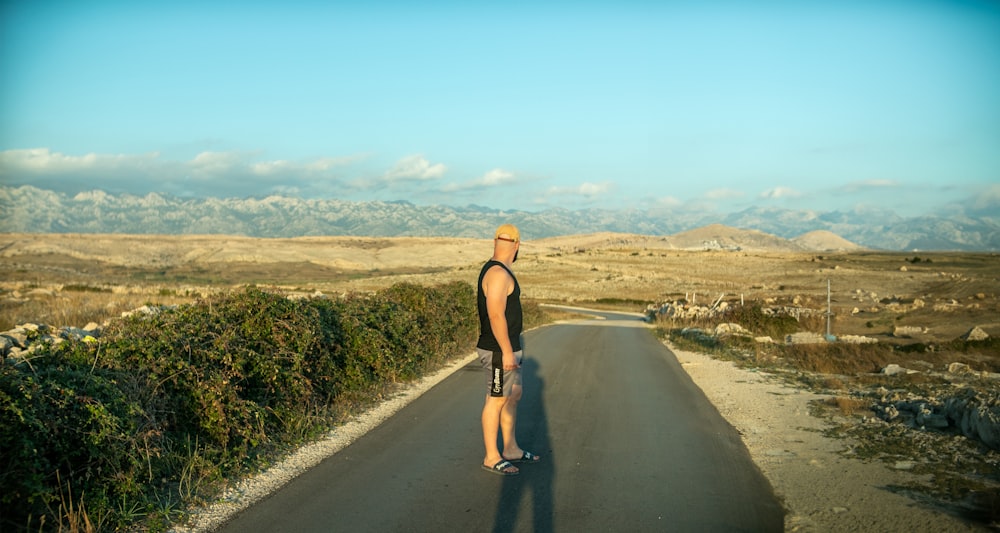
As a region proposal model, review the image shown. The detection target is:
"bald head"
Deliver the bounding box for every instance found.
[492,223,520,264]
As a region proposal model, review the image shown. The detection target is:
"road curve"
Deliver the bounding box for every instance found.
[215,310,784,532]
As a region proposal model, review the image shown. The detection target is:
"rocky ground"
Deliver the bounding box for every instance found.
[671,342,996,532]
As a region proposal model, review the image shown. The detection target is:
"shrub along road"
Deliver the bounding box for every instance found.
[214,310,783,532]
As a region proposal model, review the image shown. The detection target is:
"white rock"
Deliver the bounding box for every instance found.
[715,323,747,336]
[892,325,924,337]
[962,326,989,341]
[882,364,910,376]
[948,362,973,374]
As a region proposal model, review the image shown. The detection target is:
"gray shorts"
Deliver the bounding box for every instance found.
[477,348,523,397]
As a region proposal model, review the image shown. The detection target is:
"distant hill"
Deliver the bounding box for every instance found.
[1,185,997,251]
[792,230,863,252]
[669,224,807,251]
[533,232,685,251]
[535,227,860,252]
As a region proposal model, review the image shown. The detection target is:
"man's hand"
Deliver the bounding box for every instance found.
[502,351,520,371]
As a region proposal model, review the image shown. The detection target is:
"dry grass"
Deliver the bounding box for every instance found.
[781,342,895,374]
[0,284,200,331]
[823,396,872,417]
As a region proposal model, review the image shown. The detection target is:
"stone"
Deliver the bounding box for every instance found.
[892,325,924,337]
[940,389,1000,451]
[881,404,900,421]
[0,336,13,356]
[948,362,973,374]
[971,404,1000,450]
[60,327,92,341]
[785,332,826,345]
[882,364,910,376]
[3,329,28,348]
[715,323,748,336]
[839,335,878,344]
[961,326,989,341]
[916,406,950,429]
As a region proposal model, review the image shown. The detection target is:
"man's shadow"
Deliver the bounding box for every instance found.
[492,357,554,533]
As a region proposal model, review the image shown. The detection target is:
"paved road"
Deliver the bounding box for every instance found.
[216,310,783,532]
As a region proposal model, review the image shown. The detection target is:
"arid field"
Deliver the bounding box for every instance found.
[2,231,998,344]
[3,231,1000,530]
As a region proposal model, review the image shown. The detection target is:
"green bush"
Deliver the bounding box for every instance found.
[0,281,478,532]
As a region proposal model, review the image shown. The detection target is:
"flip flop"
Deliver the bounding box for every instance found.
[482,459,519,476]
[504,451,541,463]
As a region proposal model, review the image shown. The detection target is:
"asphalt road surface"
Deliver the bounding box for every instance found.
[215,309,784,532]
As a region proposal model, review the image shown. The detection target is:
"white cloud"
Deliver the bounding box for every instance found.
[970,184,1000,212]
[578,182,611,196]
[0,148,160,174]
[0,148,450,200]
[250,159,294,176]
[759,186,801,200]
[382,155,446,182]
[0,147,362,198]
[546,182,612,197]
[654,196,682,207]
[480,169,515,186]
[305,155,368,172]
[189,151,248,178]
[536,182,614,207]
[442,169,516,192]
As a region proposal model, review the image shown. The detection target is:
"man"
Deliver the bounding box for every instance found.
[478,223,541,476]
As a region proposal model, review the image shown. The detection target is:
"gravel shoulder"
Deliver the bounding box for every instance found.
[668,341,988,532]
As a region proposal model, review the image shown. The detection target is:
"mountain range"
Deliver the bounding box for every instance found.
[1,185,997,251]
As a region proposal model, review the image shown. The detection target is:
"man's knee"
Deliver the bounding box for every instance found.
[484,395,507,410]
[510,385,523,402]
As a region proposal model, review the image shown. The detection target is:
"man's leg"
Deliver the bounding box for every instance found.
[483,395,518,473]
[500,384,523,459]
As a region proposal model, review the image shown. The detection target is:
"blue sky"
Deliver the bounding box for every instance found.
[2,0,998,217]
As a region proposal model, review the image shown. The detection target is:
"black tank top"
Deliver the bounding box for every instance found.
[476,260,522,352]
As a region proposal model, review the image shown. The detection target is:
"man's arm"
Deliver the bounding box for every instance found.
[483,265,519,370]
